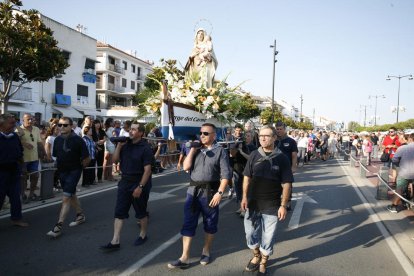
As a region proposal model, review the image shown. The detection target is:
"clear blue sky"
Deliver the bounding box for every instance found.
[22,0,414,125]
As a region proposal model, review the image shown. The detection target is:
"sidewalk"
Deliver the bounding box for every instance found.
[337,154,414,266]
[0,176,120,218]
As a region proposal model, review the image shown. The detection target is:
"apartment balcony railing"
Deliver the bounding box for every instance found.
[107,64,125,75]
[8,85,33,101]
[107,83,125,93]
[96,81,103,89]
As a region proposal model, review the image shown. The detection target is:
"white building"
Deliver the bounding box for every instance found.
[6,15,98,123]
[95,42,153,121]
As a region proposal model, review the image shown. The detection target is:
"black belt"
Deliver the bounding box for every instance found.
[189,180,220,212]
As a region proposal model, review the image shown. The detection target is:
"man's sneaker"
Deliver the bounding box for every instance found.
[387,204,403,213]
[69,213,86,227]
[47,223,62,238]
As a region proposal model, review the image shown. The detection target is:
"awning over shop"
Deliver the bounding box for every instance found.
[52,106,83,118]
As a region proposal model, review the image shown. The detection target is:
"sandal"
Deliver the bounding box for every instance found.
[245,248,261,272]
[257,254,269,275]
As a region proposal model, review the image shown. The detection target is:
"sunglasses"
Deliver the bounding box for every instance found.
[58,123,70,128]
[199,132,211,136]
[29,133,34,142]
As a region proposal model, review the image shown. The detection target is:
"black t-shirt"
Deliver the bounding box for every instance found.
[321,134,329,149]
[92,128,107,151]
[53,133,89,171]
[243,149,294,211]
[274,136,298,165]
[120,139,154,184]
[371,135,379,145]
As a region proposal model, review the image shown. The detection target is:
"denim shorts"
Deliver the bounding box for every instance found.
[180,192,219,237]
[24,160,39,173]
[244,208,279,256]
[59,169,82,197]
[114,178,151,220]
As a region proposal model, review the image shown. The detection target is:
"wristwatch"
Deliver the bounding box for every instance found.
[217,191,224,196]
[138,184,145,189]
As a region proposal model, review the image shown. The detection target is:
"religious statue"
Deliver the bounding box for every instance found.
[185,28,218,88]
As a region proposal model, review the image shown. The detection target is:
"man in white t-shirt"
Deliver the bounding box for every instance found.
[72,121,82,136]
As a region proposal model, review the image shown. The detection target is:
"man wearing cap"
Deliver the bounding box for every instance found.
[168,123,231,269]
[100,122,153,250]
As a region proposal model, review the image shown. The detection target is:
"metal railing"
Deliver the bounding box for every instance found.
[339,145,413,208]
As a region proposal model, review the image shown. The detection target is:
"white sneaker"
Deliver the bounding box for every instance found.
[47,223,62,238]
[69,214,86,227]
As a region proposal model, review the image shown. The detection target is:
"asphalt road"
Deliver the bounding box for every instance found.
[0,159,412,276]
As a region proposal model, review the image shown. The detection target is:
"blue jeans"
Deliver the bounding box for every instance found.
[244,208,279,256]
[233,170,243,202]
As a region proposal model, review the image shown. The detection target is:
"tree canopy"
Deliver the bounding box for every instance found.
[0,0,69,113]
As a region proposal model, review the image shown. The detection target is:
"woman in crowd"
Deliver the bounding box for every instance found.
[44,122,60,189]
[103,118,115,181]
[82,126,96,187]
[92,119,107,183]
[362,134,373,165]
[297,131,308,166]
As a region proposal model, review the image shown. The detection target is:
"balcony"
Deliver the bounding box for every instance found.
[107,64,125,75]
[9,85,33,102]
[107,83,125,93]
[136,74,145,81]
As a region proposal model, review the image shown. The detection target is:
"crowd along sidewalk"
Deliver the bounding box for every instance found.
[337,153,414,266]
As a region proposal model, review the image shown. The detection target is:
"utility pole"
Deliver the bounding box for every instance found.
[360,105,369,127]
[270,40,278,124]
[300,94,303,122]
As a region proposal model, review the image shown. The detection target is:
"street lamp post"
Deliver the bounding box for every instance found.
[270,40,278,124]
[368,94,385,126]
[360,105,369,127]
[300,94,303,122]
[386,74,413,123]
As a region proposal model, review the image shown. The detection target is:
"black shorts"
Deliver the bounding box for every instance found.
[114,178,151,219]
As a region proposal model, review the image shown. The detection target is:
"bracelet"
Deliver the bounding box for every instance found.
[280,205,287,209]
[138,184,144,189]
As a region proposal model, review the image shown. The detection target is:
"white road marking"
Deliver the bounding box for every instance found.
[118,199,233,276]
[288,192,317,229]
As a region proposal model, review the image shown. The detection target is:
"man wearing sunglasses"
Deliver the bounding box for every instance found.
[15,113,45,202]
[46,117,90,238]
[168,123,231,269]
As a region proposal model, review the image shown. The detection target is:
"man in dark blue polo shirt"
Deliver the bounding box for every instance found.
[47,117,90,238]
[100,122,154,250]
[0,114,28,227]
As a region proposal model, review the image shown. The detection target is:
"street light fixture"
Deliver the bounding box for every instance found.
[368,94,385,126]
[270,40,278,124]
[386,74,413,123]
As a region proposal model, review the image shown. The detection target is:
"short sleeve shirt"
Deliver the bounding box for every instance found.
[274,136,298,165]
[53,133,89,171]
[120,140,154,181]
[16,125,42,162]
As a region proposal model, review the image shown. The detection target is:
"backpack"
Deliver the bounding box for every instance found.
[365,141,372,153]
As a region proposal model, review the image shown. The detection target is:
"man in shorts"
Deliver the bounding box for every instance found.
[100,122,153,250]
[46,117,90,238]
